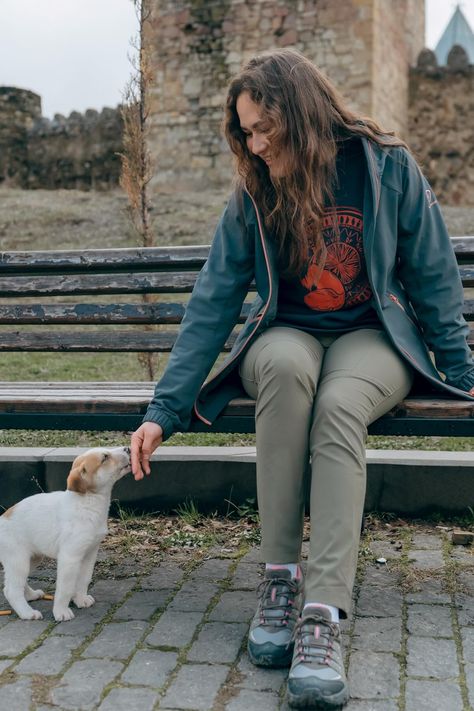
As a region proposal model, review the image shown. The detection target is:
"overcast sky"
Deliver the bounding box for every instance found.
[0,0,473,118]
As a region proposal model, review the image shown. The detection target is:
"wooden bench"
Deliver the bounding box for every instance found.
[0,239,473,436]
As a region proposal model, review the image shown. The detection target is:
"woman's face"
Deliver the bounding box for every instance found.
[236,91,287,178]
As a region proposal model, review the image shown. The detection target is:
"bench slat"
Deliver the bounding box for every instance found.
[460,265,474,286]
[452,237,474,259]
[464,298,474,320]
[220,396,474,419]
[0,303,185,324]
[0,267,471,297]
[0,302,250,325]
[0,300,469,324]
[0,238,472,271]
[0,272,202,296]
[0,246,210,272]
[0,389,471,420]
[0,331,178,352]
[0,327,471,352]
[0,330,238,352]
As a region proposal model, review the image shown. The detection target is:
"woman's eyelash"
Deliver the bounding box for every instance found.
[242,127,270,136]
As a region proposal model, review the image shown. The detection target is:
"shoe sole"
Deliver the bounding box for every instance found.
[287,685,349,709]
[247,641,294,668]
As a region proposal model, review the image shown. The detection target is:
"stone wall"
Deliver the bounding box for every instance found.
[147,0,424,191]
[0,87,41,186]
[0,87,122,190]
[372,0,424,138]
[27,108,123,190]
[409,47,474,206]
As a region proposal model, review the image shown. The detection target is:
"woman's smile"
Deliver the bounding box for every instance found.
[236,91,287,177]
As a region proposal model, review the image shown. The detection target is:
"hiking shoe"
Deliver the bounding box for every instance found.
[287,606,349,709]
[247,568,303,668]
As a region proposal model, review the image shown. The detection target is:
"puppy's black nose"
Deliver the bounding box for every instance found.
[124,447,131,455]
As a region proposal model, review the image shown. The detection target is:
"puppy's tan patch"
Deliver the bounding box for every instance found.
[67,451,103,494]
[1,505,15,518]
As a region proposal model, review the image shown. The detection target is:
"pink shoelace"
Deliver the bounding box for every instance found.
[256,576,301,628]
[291,613,342,669]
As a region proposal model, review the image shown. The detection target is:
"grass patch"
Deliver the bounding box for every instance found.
[366,435,474,452]
[174,498,204,526]
[0,351,152,382]
[0,428,472,451]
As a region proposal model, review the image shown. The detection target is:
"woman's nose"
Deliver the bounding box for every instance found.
[251,134,267,156]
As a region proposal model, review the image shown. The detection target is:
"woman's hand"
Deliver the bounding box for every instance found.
[470,386,474,396]
[131,422,164,481]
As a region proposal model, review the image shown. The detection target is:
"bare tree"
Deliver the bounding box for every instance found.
[120,0,154,246]
[120,0,157,379]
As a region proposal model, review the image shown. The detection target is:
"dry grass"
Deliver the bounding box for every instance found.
[0,187,227,250]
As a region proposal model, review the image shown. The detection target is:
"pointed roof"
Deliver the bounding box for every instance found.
[434,4,474,64]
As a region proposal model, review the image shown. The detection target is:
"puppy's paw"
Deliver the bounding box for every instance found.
[25,588,45,601]
[21,609,43,621]
[73,594,95,608]
[53,607,75,622]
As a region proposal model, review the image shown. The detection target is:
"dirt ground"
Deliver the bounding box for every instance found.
[0,187,473,251]
[0,188,228,251]
[31,510,474,583]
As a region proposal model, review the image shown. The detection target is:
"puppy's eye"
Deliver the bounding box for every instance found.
[102,453,109,462]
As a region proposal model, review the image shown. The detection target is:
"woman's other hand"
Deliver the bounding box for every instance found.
[131,422,164,481]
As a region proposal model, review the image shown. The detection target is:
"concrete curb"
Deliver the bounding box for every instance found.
[0,446,473,516]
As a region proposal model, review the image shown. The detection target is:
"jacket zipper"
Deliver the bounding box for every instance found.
[364,142,421,370]
[388,292,419,329]
[193,188,273,425]
[387,292,425,368]
[388,292,404,309]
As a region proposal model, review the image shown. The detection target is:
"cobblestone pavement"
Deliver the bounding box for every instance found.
[0,519,473,711]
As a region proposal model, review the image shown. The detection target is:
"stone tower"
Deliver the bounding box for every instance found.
[148,0,423,190]
[434,4,474,65]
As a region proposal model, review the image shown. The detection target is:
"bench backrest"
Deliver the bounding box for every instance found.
[0,238,472,354]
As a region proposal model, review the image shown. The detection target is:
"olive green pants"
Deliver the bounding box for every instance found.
[239,326,413,616]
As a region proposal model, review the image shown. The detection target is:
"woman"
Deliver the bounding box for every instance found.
[131,49,474,709]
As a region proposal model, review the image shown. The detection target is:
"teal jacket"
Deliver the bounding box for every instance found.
[144,139,474,440]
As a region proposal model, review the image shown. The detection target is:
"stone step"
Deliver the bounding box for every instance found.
[0,446,472,516]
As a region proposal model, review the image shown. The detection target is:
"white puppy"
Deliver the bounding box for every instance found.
[0,446,131,622]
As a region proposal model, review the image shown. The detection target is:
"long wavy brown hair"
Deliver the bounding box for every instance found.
[224,48,407,279]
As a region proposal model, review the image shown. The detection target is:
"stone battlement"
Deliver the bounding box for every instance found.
[409,46,474,205]
[0,90,122,190]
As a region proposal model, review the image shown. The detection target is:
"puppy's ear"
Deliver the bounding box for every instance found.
[67,461,88,494]
[67,451,102,494]
[67,454,94,494]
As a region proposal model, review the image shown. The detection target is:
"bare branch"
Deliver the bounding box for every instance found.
[119,0,157,378]
[119,0,154,247]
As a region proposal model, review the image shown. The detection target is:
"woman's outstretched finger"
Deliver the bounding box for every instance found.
[131,429,146,480]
